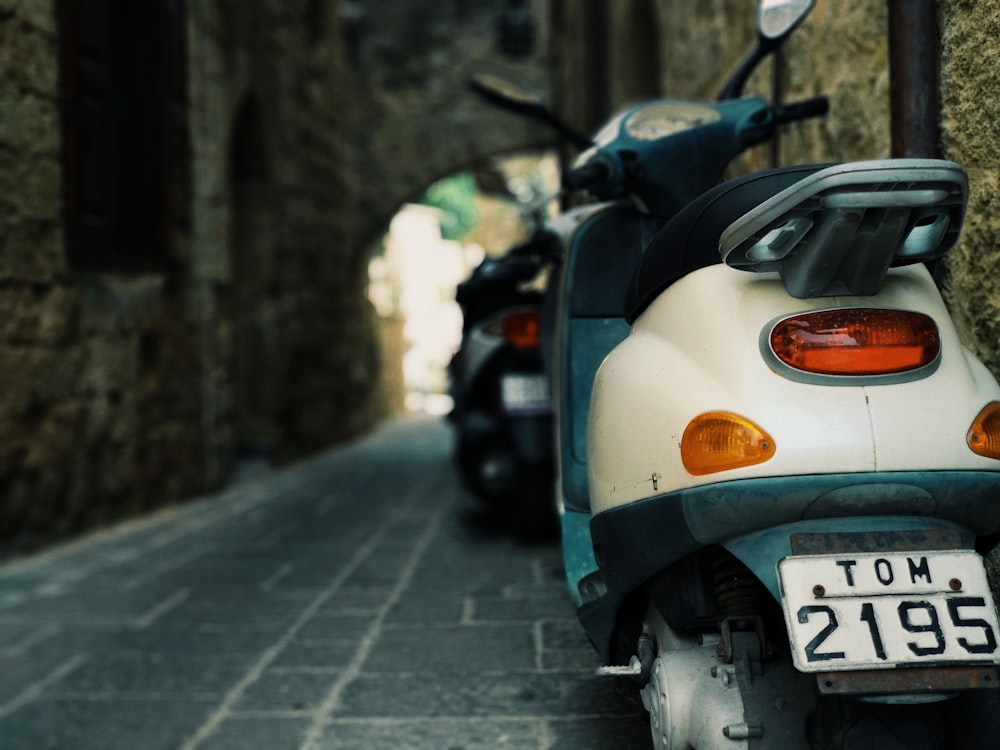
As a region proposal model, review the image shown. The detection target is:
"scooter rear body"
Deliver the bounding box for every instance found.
[546,202,668,597]
[591,262,1000,516]
[573,160,1000,747]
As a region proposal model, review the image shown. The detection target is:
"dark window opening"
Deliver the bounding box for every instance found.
[58,0,190,270]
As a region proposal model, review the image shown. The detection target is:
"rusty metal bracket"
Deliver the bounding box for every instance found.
[816,665,999,695]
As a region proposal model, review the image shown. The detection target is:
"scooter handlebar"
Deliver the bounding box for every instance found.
[560,96,829,201]
[774,96,830,125]
[563,161,612,191]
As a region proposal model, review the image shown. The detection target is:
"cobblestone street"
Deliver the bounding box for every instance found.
[0,416,651,749]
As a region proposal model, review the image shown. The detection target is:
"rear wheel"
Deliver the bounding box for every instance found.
[455,435,556,540]
[456,434,517,501]
[810,686,1000,749]
[810,697,946,750]
[505,462,557,541]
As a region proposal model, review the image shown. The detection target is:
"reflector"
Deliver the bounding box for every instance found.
[681,411,776,476]
[769,308,939,376]
[968,402,1000,460]
[487,309,542,349]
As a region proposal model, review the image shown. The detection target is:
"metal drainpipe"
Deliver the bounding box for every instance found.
[589,0,610,129]
[770,47,785,168]
[194,0,219,489]
[888,0,940,158]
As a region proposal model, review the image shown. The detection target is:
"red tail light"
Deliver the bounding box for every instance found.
[769,308,940,376]
[486,309,542,349]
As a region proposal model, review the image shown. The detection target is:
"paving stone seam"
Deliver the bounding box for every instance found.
[178,469,446,750]
[131,587,191,629]
[218,712,635,724]
[538,718,556,749]
[1,623,61,659]
[379,620,573,630]
[251,520,301,552]
[0,479,281,582]
[33,690,222,703]
[259,562,296,592]
[460,596,475,624]
[532,620,545,672]
[0,653,89,720]
[331,668,600,679]
[264,666,343,676]
[121,547,209,592]
[298,480,456,750]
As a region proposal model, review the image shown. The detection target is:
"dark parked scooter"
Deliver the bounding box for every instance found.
[448,230,559,538]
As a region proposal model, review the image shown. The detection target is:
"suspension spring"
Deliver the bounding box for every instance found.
[712,549,764,620]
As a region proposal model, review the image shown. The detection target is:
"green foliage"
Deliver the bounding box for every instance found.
[418,172,479,241]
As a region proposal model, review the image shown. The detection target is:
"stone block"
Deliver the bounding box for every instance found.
[0,87,59,156]
[0,18,58,95]
[0,219,65,283]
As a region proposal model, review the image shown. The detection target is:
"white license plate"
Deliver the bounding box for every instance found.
[779,550,1000,673]
[500,374,550,414]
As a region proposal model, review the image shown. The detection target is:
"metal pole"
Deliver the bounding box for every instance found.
[888,0,939,158]
[589,0,611,129]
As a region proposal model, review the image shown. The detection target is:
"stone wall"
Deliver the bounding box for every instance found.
[0,0,555,551]
[189,0,379,474]
[0,3,185,545]
[939,2,1000,377]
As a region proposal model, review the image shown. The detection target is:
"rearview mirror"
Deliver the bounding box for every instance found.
[718,0,815,99]
[758,0,815,40]
[467,72,594,151]
[468,73,548,116]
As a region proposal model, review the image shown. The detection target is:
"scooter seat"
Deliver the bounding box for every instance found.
[625,163,830,323]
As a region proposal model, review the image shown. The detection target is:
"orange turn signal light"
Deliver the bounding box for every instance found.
[968,402,1000,460]
[681,411,776,476]
[486,309,542,349]
[769,308,939,376]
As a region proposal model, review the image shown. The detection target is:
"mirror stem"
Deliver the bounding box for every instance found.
[543,112,595,151]
[717,36,779,100]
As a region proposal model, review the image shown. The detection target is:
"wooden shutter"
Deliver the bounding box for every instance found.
[58,0,189,269]
[59,0,115,264]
